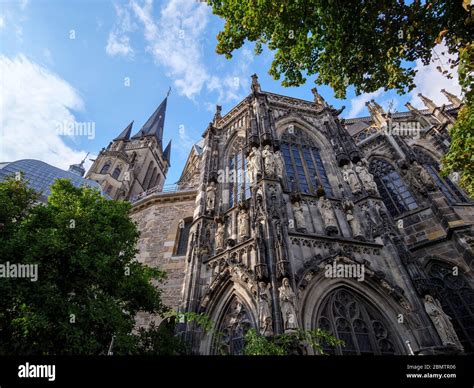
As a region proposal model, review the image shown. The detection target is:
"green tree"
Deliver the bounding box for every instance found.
[243,328,344,356]
[208,0,473,196]
[0,177,169,355]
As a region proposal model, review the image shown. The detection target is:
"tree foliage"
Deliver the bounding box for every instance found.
[0,177,169,355]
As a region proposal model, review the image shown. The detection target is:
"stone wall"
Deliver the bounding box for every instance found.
[130,192,196,326]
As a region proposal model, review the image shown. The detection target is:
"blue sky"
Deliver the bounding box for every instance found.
[0,0,461,186]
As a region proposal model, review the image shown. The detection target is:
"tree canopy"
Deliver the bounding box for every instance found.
[0,177,169,355]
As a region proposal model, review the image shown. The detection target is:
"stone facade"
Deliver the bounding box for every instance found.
[87,76,474,355]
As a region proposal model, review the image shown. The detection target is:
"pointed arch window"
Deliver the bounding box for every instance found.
[370,159,418,217]
[427,262,474,352]
[174,218,192,256]
[142,162,154,189]
[213,297,254,355]
[112,167,121,180]
[317,289,399,355]
[280,127,333,196]
[100,162,111,174]
[413,148,469,203]
[228,138,251,208]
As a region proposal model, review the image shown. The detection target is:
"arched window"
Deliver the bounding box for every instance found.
[142,161,154,189]
[370,159,418,217]
[280,127,333,196]
[427,262,474,352]
[175,218,191,256]
[413,148,469,203]
[148,167,158,190]
[151,173,161,189]
[317,288,399,355]
[213,297,254,355]
[112,167,121,180]
[100,162,110,174]
[228,138,250,207]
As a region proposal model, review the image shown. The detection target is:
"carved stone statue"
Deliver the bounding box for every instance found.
[206,181,216,212]
[274,150,284,178]
[215,221,225,252]
[262,145,276,178]
[344,201,365,240]
[355,159,378,195]
[342,164,361,194]
[248,147,262,185]
[278,277,298,332]
[411,161,436,191]
[424,295,463,350]
[292,201,306,231]
[238,208,250,241]
[318,196,338,235]
[258,282,273,336]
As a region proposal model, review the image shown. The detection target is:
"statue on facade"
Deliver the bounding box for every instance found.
[424,295,463,350]
[400,162,426,195]
[206,181,216,213]
[238,208,250,241]
[215,221,225,252]
[258,282,273,336]
[355,159,378,195]
[248,146,262,185]
[274,150,284,178]
[318,196,338,235]
[342,164,361,194]
[344,201,365,240]
[278,277,298,332]
[292,201,306,231]
[411,161,436,191]
[262,145,276,178]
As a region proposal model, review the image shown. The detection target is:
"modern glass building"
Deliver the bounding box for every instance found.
[0,159,104,202]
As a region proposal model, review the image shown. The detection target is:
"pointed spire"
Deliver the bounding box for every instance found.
[405,102,432,128]
[131,97,168,146]
[213,105,222,124]
[366,99,387,128]
[441,89,462,107]
[251,74,261,94]
[163,139,171,165]
[311,87,328,107]
[417,93,437,111]
[114,121,133,141]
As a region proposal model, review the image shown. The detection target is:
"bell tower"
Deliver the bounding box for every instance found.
[86,95,171,200]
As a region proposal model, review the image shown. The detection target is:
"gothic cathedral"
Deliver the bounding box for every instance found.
[86,75,474,355]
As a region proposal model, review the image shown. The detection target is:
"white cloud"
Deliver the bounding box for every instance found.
[131,0,209,99]
[105,3,136,58]
[0,16,5,29]
[347,88,384,118]
[0,55,93,171]
[409,43,462,109]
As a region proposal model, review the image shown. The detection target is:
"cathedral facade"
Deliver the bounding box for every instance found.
[86,75,474,355]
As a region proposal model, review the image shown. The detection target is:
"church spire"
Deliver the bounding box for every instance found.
[441,89,462,107]
[131,95,168,147]
[417,93,438,111]
[114,121,133,141]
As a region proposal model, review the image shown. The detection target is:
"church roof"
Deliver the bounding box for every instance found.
[0,159,104,202]
[114,121,133,141]
[131,97,168,147]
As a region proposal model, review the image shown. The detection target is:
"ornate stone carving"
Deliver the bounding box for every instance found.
[206,181,216,213]
[215,220,225,252]
[318,197,338,235]
[424,295,463,350]
[238,208,250,242]
[343,200,365,240]
[274,150,284,178]
[355,159,378,195]
[278,277,298,332]
[292,201,306,231]
[342,164,361,194]
[257,282,273,336]
[262,145,276,178]
[411,161,436,191]
[248,146,262,185]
